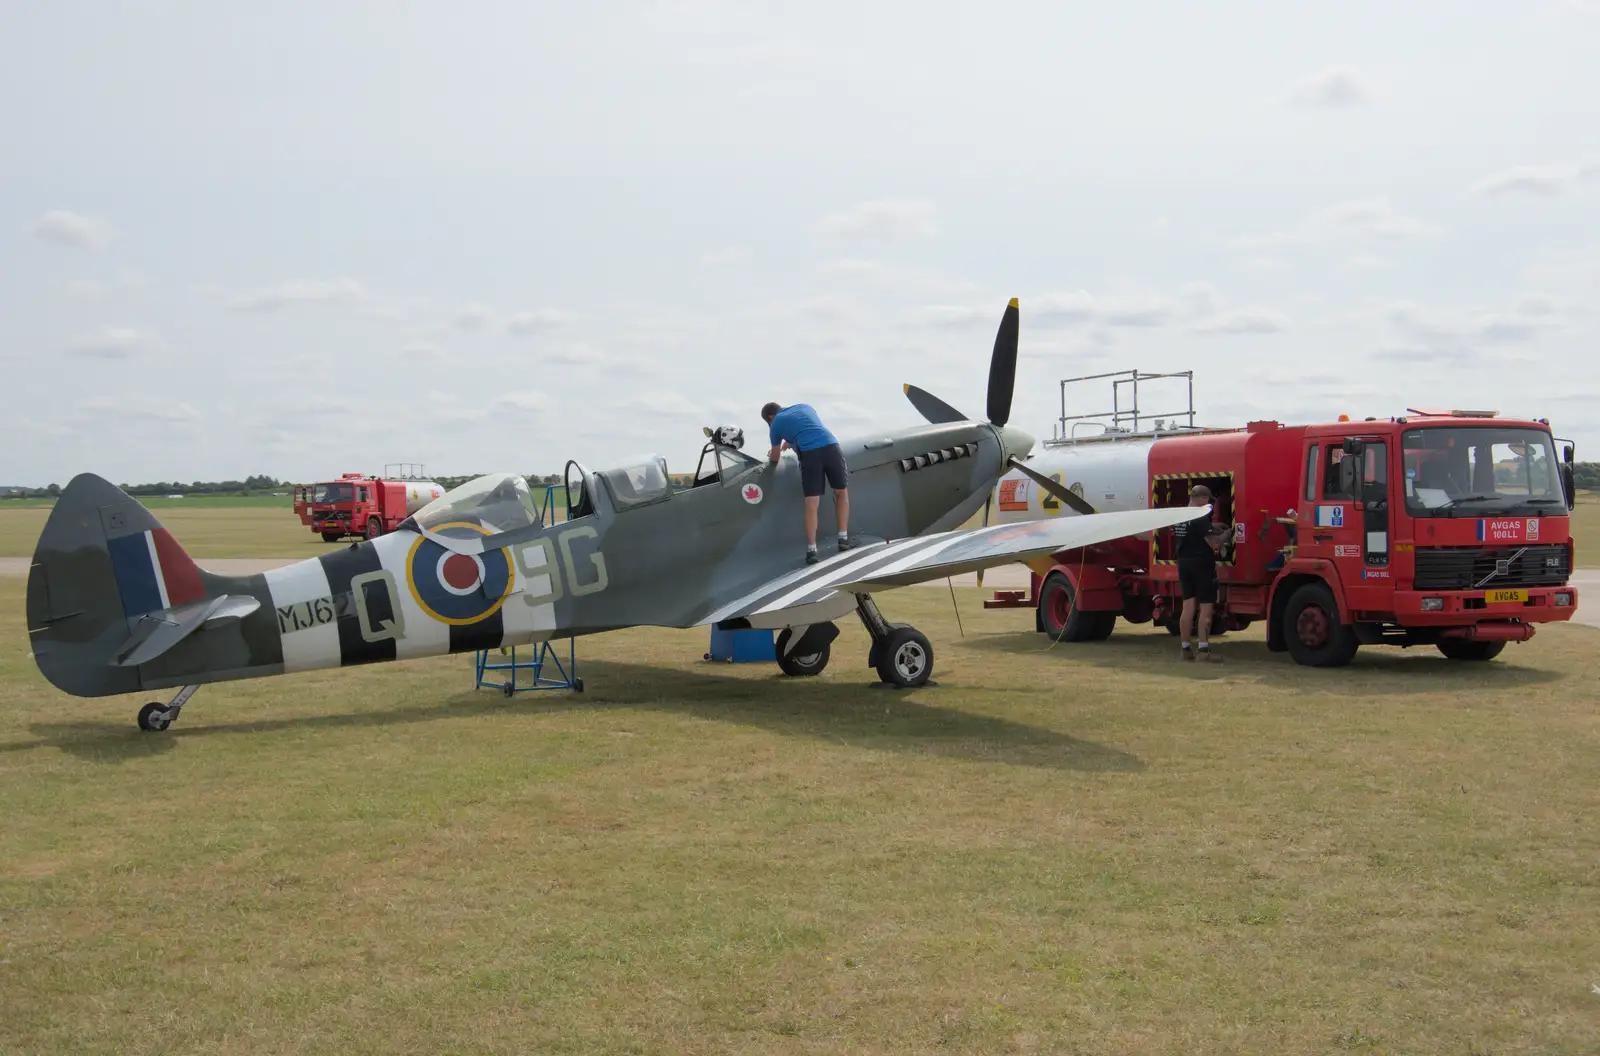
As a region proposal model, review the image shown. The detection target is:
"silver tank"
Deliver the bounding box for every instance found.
[383,480,445,516]
[991,438,1157,523]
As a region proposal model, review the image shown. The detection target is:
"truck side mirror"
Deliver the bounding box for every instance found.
[1342,438,1365,456]
[1563,443,1574,465]
[1561,463,1576,511]
[1337,455,1360,498]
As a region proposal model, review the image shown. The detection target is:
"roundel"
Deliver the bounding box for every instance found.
[742,483,763,504]
[405,521,514,625]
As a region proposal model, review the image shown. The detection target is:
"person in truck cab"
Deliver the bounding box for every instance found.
[1172,484,1228,662]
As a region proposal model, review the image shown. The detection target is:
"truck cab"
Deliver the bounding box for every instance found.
[1272,411,1578,664]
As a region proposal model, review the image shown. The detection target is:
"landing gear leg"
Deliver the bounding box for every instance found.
[137,684,199,732]
[854,593,935,689]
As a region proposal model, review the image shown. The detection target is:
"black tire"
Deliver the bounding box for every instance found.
[775,628,830,677]
[321,531,342,543]
[1282,582,1360,667]
[366,517,382,539]
[1437,640,1506,662]
[137,702,172,732]
[875,626,933,688]
[1038,573,1118,643]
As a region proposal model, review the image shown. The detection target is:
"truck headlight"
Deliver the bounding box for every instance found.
[1421,597,1445,612]
[1554,592,1572,607]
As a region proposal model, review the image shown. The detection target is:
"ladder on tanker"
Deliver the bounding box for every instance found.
[472,483,583,696]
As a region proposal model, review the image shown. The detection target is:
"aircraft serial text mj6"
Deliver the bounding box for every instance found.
[25,300,1204,731]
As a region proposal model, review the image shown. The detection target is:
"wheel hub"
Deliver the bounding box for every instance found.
[893,641,926,680]
[1296,606,1330,648]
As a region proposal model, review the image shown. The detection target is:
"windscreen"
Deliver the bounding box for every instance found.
[313,483,354,504]
[1402,426,1564,517]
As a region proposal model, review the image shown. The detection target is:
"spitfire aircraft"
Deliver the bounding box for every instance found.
[26,299,1206,731]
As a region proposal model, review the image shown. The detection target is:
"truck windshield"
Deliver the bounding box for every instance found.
[1402,426,1562,517]
[313,483,354,504]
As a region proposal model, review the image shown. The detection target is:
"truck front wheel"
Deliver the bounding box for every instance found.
[1437,640,1506,662]
[366,517,382,539]
[1282,582,1359,667]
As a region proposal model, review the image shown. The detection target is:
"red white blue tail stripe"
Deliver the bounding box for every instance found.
[107,528,206,617]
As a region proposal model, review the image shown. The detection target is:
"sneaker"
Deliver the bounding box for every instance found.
[838,535,857,551]
[805,550,819,565]
[1198,648,1219,662]
[1180,646,1195,662]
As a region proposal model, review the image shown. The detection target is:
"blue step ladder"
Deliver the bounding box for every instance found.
[473,483,582,696]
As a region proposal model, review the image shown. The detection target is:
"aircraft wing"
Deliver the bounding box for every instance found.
[701,504,1205,627]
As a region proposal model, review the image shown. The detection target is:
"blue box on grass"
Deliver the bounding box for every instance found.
[707,626,775,663]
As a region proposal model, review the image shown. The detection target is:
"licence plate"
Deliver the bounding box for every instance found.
[1486,589,1527,604]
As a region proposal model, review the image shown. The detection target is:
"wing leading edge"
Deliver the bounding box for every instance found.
[701,504,1208,626]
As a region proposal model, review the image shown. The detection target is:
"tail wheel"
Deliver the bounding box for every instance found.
[366,517,382,539]
[775,628,830,677]
[1437,640,1506,661]
[1282,582,1359,667]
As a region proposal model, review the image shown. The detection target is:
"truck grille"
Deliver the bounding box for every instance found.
[1412,545,1570,590]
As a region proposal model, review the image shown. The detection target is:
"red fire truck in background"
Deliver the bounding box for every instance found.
[986,371,1579,666]
[292,465,444,542]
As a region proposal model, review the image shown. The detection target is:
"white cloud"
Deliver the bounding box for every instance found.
[700,248,748,266]
[453,303,496,330]
[1469,162,1600,199]
[26,209,116,250]
[815,200,938,243]
[1032,289,1179,329]
[227,278,366,312]
[1344,254,1395,271]
[1233,197,1435,252]
[1192,310,1290,335]
[504,308,574,335]
[68,271,151,298]
[64,326,160,359]
[1288,67,1374,108]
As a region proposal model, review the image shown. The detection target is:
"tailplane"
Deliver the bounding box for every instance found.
[27,474,270,697]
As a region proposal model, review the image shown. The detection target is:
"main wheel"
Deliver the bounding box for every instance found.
[1038,573,1117,642]
[1437,640,1506,662]
[875,626,933,689]
[366,517,382,539]
[1282,582,1360,667]
[775,628,830,677]
[137,702,172,732]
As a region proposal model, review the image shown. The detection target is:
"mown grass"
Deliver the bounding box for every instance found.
[3,576,1598,1054]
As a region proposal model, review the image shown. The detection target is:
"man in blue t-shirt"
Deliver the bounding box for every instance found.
[762,401,854,564]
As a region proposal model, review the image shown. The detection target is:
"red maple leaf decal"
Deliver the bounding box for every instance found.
[743,485,761,501]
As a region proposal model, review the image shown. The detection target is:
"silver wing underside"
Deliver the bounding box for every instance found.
[700,504,1207,627]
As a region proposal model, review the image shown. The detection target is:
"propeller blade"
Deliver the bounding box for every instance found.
[1006,456,1097,516]
[986,297,1019,427]
[903,384,968,425]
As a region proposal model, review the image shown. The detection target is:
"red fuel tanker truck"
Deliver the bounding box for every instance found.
[293,466,444,542]
[985,371,1579,666]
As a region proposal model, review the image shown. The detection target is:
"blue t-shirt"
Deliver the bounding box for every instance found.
[768,404,837,452]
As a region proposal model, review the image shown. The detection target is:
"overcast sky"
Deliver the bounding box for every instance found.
[2,0,1597,486]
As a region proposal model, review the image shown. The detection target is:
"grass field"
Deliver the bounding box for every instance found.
[3,572,1599,1053]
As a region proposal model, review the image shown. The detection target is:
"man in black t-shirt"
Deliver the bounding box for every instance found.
[1171,484,1226,662]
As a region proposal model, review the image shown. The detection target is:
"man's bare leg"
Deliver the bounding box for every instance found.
[834,488,850,537]
[1180,598,1196,658]
[804,496,820,547]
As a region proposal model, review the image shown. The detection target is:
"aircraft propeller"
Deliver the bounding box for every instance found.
[901,299,1097,587]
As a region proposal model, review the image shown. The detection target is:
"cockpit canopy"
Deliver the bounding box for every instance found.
[596,455,672,509]
[412,473,541,536]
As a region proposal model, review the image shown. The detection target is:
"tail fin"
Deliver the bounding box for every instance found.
[27,474,268,697]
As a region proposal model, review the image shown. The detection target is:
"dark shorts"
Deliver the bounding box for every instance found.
[798,443,849,497]
[1178,557,1218,604]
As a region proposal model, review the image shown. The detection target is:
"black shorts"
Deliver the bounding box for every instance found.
[798,443,849,497]
[1178,558,1218,604]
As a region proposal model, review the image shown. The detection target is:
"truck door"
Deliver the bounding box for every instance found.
[1358,441,1389,570]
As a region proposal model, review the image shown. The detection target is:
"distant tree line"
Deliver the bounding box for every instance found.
[1,472,570,501]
